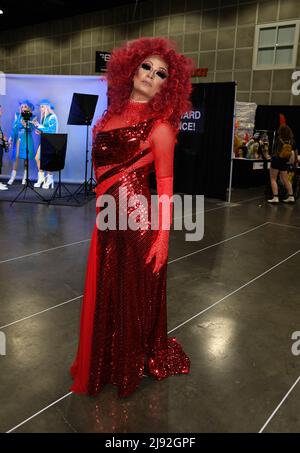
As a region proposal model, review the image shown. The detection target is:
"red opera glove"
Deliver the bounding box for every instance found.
[145,121,176,274]
[156,175,173,230]
[146,229,170,274]
[146,175,173,274]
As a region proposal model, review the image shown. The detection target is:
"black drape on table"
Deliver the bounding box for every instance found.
[255,105,300,151]
[174,82,236,200]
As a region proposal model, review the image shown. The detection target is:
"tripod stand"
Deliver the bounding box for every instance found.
[10,117,46,206]
[47,169,79,205]
[88,128,97,194]
[72,119,97,197]
[67,93,99,198]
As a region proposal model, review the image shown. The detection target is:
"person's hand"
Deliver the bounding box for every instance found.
[8,137,12,148]
[32,119,39,127]
[35,130,41,135]
[146,230,169,274]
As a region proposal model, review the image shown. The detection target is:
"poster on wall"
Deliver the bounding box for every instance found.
[0,74,107,183]
[95,51,111,73]
[179,107,205,133]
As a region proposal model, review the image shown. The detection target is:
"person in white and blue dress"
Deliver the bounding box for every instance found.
[7,100,36,185]
[33,99,58,189]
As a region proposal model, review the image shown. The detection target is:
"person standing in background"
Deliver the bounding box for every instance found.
[268,116,296,204]
[32,99,58,189]
[7,100,35,186]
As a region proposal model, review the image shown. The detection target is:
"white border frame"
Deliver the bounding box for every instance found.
[253,20,300,70]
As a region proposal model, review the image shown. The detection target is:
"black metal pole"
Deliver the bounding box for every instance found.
[25,119,29,187]
[89,127,93,193]
[84,122,89,195]
[59,170,61,198]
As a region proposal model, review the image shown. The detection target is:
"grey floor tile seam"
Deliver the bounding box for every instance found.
[0,295,83,330]
[0,193,265,265]
[174,194,265,218]
[0,222,269,331]
[55,406,78,433]
[215,195,264,206]
[233,195,264,204]
[269,222,300,231]
[168,247,300,334]
[0,239,91,265]
[258,375,300,433]
[6,392,73,433]
[168,221,269,264]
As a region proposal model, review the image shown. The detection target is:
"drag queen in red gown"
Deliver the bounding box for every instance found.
[70,37,193,397]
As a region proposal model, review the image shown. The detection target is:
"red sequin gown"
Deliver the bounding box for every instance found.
[70,100,190,397]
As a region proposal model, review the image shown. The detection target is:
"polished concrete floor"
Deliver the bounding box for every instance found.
[0,187,300,433]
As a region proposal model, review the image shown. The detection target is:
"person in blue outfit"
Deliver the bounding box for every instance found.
[7,100,36,185]
[33,99,58,189]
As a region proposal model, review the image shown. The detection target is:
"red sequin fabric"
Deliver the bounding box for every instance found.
[70,101,190,397]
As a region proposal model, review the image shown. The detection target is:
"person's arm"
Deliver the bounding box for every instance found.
[288,149,296,165]
[37,114,58,133]
[0,127,8,151]
[9,113,19,144]
[145,121,176,274]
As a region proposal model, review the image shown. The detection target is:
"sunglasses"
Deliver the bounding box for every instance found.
[141,62,168,80]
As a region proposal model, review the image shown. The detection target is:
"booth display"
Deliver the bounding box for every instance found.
[233,128,273,188]
[174,81,236,200]
[235,101,257,146]
[0,73,107,205]
[232,158,270,188]
[233,105,300,190]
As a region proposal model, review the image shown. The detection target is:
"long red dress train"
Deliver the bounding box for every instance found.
[70,101,190,397]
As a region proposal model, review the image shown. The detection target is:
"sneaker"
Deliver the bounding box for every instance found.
[283,195,295,203]
[267,196,279,203]
[0,182,8,191]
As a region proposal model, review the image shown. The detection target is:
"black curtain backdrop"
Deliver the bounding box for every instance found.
[174,82,236,200]
[255,105,300,151]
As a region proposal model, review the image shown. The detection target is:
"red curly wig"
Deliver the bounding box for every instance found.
[99,37,194,130]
